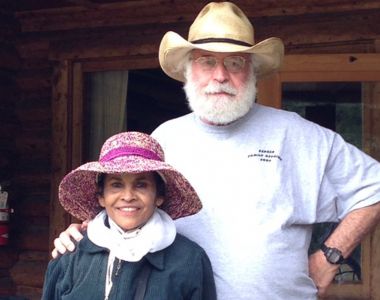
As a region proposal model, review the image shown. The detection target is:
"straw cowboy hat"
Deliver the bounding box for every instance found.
[159,1,284,82]
[59,132,202,221]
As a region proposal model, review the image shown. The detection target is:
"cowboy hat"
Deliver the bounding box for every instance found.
[58,132,202,221]
[159,1,284,82]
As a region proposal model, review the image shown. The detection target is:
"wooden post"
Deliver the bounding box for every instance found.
[49,60,72,251]
[257,72,282,108]
[369,38,380,300]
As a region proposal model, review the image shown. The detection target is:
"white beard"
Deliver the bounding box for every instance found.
[184,64,257,125]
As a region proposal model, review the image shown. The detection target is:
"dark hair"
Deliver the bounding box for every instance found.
[96,173,106,196]
[153,172,166,198]
[96,172,166,198]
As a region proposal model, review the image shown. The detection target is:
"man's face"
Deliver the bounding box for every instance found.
[184,49,257,125]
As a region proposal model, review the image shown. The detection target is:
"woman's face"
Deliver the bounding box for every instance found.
[98,172,164,231]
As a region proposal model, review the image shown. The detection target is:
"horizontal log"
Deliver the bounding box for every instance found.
[14,192,49,204]
[287,40,376,54]
[16,107,51,122]
[33,19,182,44]
[19,58,52,71]
[11,160,51,176]
[0,277,16,295]
[13,199,49,217]
[15,39,50,59]
[0,46,20,69]
[0,105,17,117]
[10,260,47,287]
[16,149,51,162]
[282,53,380,72]
[15,199,50,214]
[44,10,380,60]
[49,38,161,60]
[254,10,380,46]
[16,69,52,91]
[81,56,159,72]
[12,174,51,190]
[16,65,52,79]
[18,250,49,262]
[12,225,49,251]
[0,70,17,87]
[17,90,51,106]
[12,216,49,229]
[0,248,18,268]
[14,0,380,33]
[16,76,51,91]
[15,136,51,152]
[15,124,51,139]
[0,18,19,46]
[0,84,18,99]
[0,269,9,277]
[16,285,42,300]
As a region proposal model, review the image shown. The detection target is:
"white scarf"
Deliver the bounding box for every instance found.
[87,209,176,299]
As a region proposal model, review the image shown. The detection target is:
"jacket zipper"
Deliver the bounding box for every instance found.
[115,258,121,276]
[105,258,122,300]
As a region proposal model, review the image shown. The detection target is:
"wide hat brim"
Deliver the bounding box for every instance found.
[59,156,202,221]
[159,31,284,82]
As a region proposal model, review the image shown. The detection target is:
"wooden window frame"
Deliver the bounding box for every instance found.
[51,53,380,299]
[50,56,158,244]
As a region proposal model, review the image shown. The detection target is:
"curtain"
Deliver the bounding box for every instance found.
[87,70,129,161]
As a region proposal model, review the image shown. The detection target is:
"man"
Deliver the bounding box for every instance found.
[53,2,380,299]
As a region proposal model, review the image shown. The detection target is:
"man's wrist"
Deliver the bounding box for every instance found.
[320,243,346,264]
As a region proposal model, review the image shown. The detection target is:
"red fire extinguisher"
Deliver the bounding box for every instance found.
[0,185,13,246]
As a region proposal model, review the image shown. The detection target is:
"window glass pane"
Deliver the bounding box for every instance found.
[84,70,128,161]
[282,82,362,147]
[83,68,189,161]
[126,69,189,133]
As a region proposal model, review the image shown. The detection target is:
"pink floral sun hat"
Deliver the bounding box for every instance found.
[59,131,202,221]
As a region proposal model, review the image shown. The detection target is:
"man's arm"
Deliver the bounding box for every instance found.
[51,222,88,258]
[309,201,380,297]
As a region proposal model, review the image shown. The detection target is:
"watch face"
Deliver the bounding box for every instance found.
[328,251,341,263]
[326,248,343,264]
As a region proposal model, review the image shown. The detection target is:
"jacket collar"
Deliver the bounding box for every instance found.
[79,233,167,270]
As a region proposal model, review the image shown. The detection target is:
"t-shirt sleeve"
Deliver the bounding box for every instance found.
[324,133,380,219]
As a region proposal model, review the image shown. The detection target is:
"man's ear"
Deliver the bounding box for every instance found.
[156,196,164,207]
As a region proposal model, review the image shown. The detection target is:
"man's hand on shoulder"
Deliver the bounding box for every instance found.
[51,221,88,258]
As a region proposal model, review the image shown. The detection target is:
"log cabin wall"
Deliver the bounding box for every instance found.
[0,1,380,299]
[0,2,51,299]
[0,5,19,297]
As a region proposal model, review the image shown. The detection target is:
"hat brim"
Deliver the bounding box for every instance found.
[59,156,202,221]
[159,31,284,82]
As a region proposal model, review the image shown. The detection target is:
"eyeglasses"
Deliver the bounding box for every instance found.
[193,55,247,73]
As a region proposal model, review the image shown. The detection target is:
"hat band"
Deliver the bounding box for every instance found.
[192,38,253,47]
[100,146,162,162]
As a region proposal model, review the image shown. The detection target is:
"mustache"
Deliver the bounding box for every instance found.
[203,82,238,96]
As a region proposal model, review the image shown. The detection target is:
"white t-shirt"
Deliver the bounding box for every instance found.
[152,103,380,300]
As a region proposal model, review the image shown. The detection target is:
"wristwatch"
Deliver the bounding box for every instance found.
[321,243,345,264]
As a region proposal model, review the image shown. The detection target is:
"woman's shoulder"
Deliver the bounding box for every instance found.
[153,233,212,277]
[166,233,208,257]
